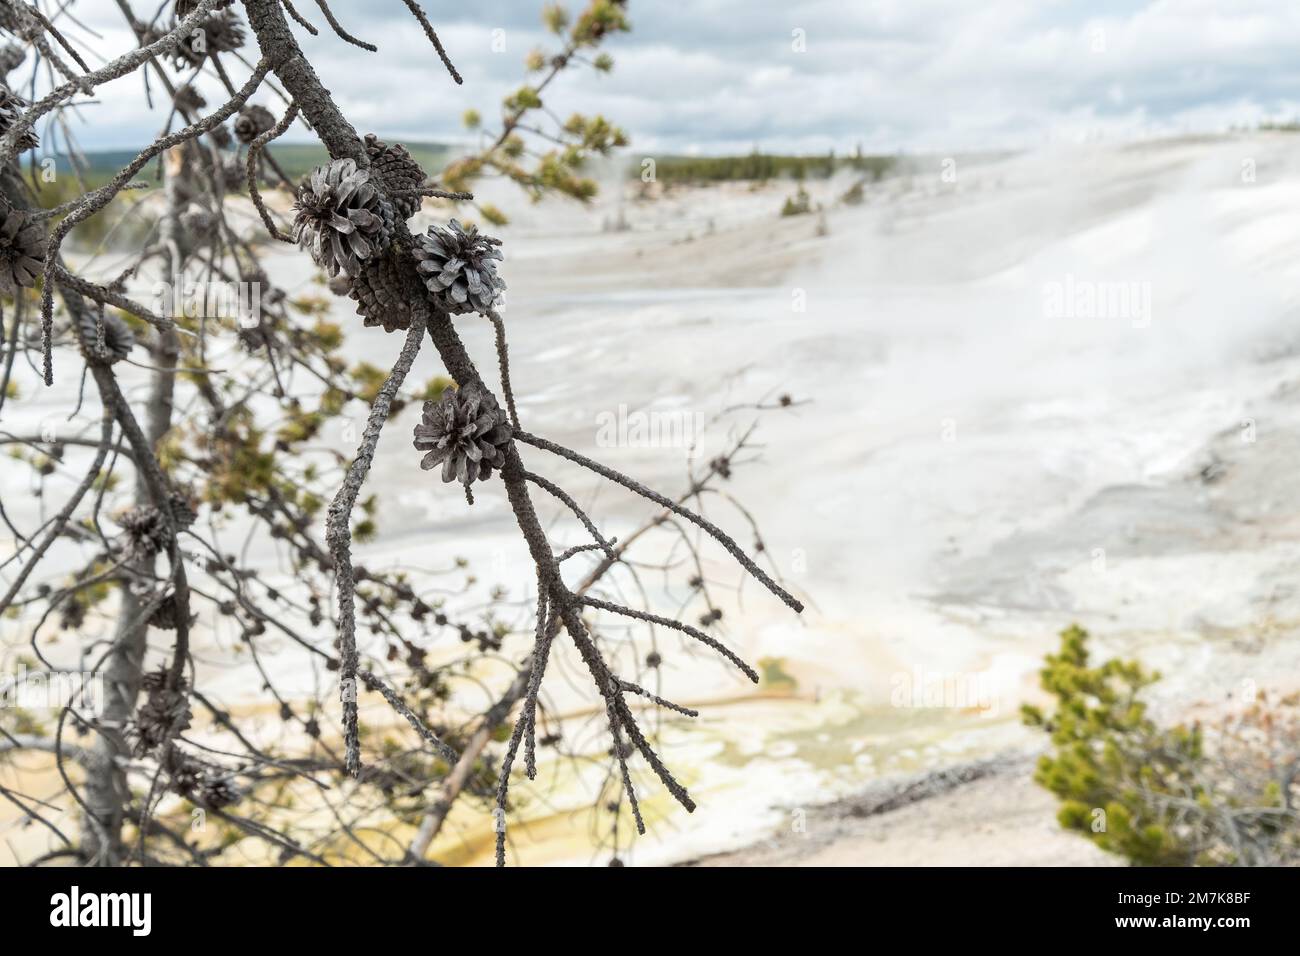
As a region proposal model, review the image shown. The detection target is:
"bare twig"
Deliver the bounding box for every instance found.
[398,0,462,84]
[247,102,299,241]
[325,313,427,777]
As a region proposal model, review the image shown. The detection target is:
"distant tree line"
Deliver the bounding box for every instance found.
[642,147,895,185]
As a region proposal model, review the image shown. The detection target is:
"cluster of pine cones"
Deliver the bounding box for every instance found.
[132,668,193,756]
[293,137,507,330]
[132,656,244,806]
[159,745,245,810]
[289,142,515,494]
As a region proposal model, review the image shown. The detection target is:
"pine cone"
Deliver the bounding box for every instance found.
[59,600,85,631]
[233,104,274,144]
[149,595,180,630]
[0,204,45,292]
[140,666,172,694]
[78,309,135,364]
[217,153,245,191]
[0,87,36,152]
[0,5,36,40]
[327,273,351,297]
[291,158,390,279]
[349,248,414,332]
[172,11,245,67]
[169,491,198,530]
[237,325,269,352]
[208,122,232,149]
[0,43,26,77]
[179,203,218,238]
[413,383,512,486]
[166,753,202,797]
[364,134,426,219]
[412,219,506,316]
[169,759,201,796]
[133,671,192,755]
[199,774,242,809]
[148,592,196,631]
[117,505,171,559]
[173,83,206,114]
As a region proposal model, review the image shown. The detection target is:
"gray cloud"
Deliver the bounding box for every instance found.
[41,1,1300,155]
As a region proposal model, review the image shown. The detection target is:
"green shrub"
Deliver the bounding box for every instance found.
[780,186,811,217]
[1024,625,1300,865]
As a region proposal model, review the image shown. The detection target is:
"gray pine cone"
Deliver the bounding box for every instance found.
[233,104,274,144]
[166,753,202,797]
[413,383,512,486]
[59,600,85,631]
[179,203,218,237]
[148,596,179,630]
[0,43,26,77]
[198,773,242,809]
[169,490,198,530]
[117,505,171,559]
[292,158,390,279]
[173,83,206,114]
[0,87,36,152]
[349,250,414,332]
[0,5,36,40]
[140,665,176,695]
[217,152,244,190]
[172,11,245,67]
[209,123,232,148]
[237,325,269,352]
[412,219,506,315]
[364,134,426,219]
[132,670,192,755]
[0,204,44,292]
[78,309,135,364]
[148,592,196,631]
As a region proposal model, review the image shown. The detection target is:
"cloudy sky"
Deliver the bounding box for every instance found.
[49,1,1300,155]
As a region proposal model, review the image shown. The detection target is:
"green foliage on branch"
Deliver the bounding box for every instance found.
[441,0,630,212]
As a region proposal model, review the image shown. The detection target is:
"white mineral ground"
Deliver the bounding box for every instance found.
[5,132,1300,865]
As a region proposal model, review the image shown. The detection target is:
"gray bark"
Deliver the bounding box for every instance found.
[82,145,185,864]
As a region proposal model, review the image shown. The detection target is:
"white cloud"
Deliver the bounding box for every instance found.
[24,0,1300,155]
